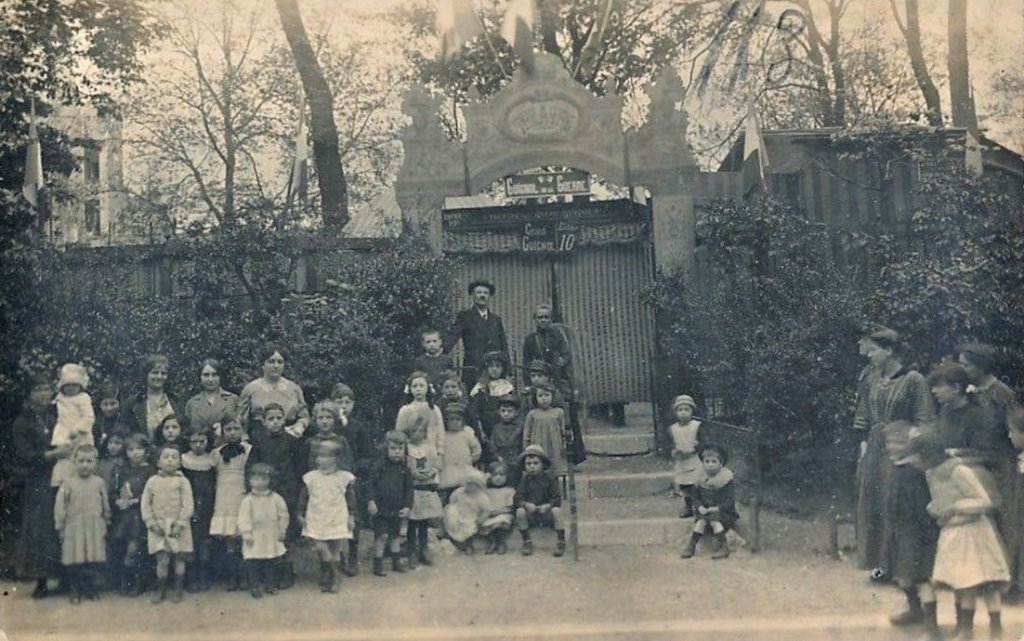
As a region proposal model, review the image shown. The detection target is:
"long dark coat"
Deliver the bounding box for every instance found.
[11,404,60,579]
[446,308,508,386]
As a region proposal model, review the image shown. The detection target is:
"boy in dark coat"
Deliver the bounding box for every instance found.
[366,431,414,576]
[411,329,455,391]
[332,383,374,576]
[681,443,738,560]
[491,395,523,483]
[249,402,304,588]
[514,445,566,558]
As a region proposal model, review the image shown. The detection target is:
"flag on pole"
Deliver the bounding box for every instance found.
[23,97,44,208]
[742,103,769,195]
[575,0,614,79]
[500,0,536,75]
[436,0,483,61]
[289,98,309,207]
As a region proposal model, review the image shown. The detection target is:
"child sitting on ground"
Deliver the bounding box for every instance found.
[668,395,703,518]
[412,329,455,391]
[366,431,414,577]
[680,443,738,560]
[444,470,491,554]
[237,463,289,599]
[480,461,516,554]
[52,364,95,488]
[438,402,482,504]
[514,445,566,557]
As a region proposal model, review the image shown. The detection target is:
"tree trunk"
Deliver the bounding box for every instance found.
[824,0,846,126]
[947,0,978,132]
[539,0,561,56]
[274,0,348,230]
[901,0,943,126]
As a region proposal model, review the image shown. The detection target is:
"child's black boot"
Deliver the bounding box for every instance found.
[417,526,433,566]
[68,569,81,604]
[485,532,499,554]
[126,567,142,597]
[496,529,509,555]
[277,559,295,590]
[679,495,693,519]
[262,562,278,596]
[373,556,386,577]
[391,552,407,573]
[150,576,168,604]
[921,600,943,641]
[952,607,973,640]
[989,611,1002,640]
[554,530,567,557]
[520,530,534,556]
[318,561,331,592]
[890,588,924,626]
[328,561,343,593]
[248,563,263,599]
[346,540,360,577]
[711,533,730,559]
[171,572,184,603]
[680,532,700,559]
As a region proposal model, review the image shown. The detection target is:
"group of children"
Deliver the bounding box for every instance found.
[16,327,578,604]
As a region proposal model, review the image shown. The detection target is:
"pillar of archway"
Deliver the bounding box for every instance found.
[395,53,699,281]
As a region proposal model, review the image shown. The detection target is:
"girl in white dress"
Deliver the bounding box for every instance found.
[298,439,356,594]
[209,420,252,590]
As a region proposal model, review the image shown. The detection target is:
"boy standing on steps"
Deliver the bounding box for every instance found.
[514,445,566,557]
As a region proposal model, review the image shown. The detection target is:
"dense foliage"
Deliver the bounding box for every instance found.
[0,231,459,436]
[648,135,1024,484]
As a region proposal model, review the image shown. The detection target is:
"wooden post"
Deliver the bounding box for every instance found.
[565,436,580,562]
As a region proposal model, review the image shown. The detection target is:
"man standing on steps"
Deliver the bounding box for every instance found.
[446,279,509,389]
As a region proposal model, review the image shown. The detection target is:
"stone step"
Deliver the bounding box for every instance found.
[574,470,674,498]
[583,430,655,456]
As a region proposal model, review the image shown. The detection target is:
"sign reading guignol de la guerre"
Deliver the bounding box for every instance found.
[504,170,591,198]
[442,199,647,253]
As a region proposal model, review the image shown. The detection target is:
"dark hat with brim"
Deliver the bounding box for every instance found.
[481,351,508,366]
[527,359,552,374]
[518,444,551,468]
[467,279,496,295]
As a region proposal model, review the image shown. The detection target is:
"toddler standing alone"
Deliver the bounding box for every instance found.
[54,445,110,603]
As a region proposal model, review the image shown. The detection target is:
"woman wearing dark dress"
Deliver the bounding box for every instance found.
[854,329,936,627]
[12,377,65,598]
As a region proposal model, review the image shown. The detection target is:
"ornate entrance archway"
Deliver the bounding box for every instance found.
[395,52,700,280]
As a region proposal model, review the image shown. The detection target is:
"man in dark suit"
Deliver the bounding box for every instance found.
[446,279,509,388]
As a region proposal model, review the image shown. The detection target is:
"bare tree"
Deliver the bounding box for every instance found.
[890,0,943,126]
[947,0,977,132]
[274,0,348,230]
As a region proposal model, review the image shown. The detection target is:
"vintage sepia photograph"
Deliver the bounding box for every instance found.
[1,1,1022,639]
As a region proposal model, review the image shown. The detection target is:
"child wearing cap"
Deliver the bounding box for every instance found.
[681,443,738,560]
[443,470,491,554]
[668,395,703,518]
[514,445,566,557]
[522,381,567,476]
[491,395,523,476]
[521,360,566,411]
[468,351,516,441]
[51,363,96,487]
[437,402,482,504]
